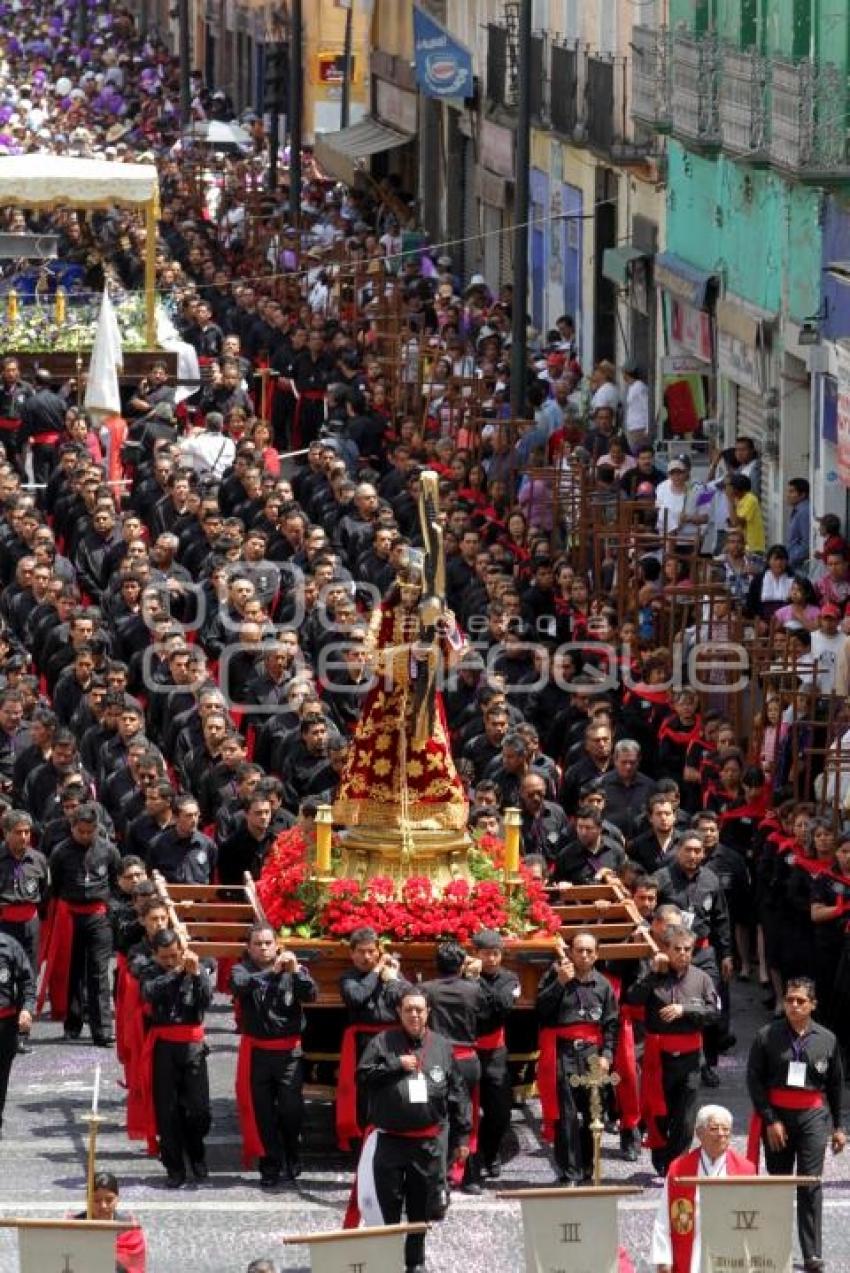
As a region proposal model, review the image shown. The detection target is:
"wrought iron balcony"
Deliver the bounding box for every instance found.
[550,40,579,137]
[769,57,850,181]
[719,45,768,159]
[630,24,672,131]
[670,30,720,150]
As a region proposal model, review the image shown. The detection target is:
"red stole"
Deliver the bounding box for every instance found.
[667,1147,756,1272]
[235,1033,301,1167]
[604,974,640,1131]
[138,1024,205,1154]
[336,1023,387,1151]
[536,1024,604,1142]
[37,900,107,1021]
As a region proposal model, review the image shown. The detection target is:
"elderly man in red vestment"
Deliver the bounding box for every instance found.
[651,1104,756,1273]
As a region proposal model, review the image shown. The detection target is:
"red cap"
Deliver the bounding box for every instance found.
[821,603,841,618]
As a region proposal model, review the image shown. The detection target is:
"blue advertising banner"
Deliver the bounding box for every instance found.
[413,5,473,99]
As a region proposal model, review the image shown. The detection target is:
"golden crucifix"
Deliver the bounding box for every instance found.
[569,1055,621,1185]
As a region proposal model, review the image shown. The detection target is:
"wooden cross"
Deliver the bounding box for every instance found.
[569,1054,621,1185]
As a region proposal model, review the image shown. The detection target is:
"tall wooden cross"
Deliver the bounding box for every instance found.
[569,1054,621,1185]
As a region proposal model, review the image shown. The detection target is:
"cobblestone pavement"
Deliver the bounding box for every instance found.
[0,981,848,1272]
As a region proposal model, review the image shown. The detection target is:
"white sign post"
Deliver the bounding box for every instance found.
[282,1222,429,1273]
[0,1218,134,1273]
[676,1174,819,1273]
[498,1185,641,1273]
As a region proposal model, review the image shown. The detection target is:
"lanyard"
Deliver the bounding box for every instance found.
[788,1026,811,1064]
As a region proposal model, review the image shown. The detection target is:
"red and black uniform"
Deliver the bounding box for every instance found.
[0,932,34,1131]
[656,712,702,791]
[0,842,48,975]
[475,965,520,1174]
[138,954,216,1180]
[536,965,618,1183]
[626,961,719,1174]
[747,1017,844,1267]
[420,972,486,1187]
[230,955,317,1182]
[352,1025,472,1270]
[337,965,409,1151]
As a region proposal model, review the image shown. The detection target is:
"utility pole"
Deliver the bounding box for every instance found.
[510,0,532,420]
[178,0,192,129]
[265,40,288,194]
[289,0,303,226]
[340,0,353,130]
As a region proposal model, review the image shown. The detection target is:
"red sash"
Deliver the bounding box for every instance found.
[746,1087,825,1167]
[236,1033,301,1167]
[37,900,107,1021]
[139,1023,205,1154]
[123,975,149,1140]
[115,1225,147,1273]
[641,1032,702,1149]
[536,1024,604,1142]
[0,903,38,923]
[336,1023,387,1150]
[667,1147,756,1272]
[604,975,640,1131]
[476,1027,506,1050]
[448,1044,480,1184]
[0,417,18,433]
[0,1006,17,1019]
[30,431,60,446]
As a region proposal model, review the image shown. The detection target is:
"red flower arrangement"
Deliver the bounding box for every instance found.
[255,828,561,941]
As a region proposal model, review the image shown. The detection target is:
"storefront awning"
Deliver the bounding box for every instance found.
[602,246,647,286]
[654,251,717,308]
[314,117,414,186]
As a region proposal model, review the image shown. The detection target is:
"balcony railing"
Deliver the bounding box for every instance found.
[550,41,579,137]
[631,24,672,130]
[769,57,850,179]
[719,46,767,158]
[529,32,548,123]
[486,23,509,107]
[670,30,720,149]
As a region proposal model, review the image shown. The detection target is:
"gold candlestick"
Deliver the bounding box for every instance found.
[503,806,521,877]
[315,804,333,875]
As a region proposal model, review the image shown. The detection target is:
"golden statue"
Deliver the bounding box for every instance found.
[333,470,471,881]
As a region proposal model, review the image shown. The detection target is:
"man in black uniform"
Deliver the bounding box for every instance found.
[0,929,34,1131]
[138,928,216,1188]
[337,926,408,1151]
[421,941,486,1194]
[653,830,734,1087]
[0,810,47,978]
[0,356,33,472]
[472,929,520,1179]
[747,976,845,1272]
[19,369,70,488]
[230,924,317,1187]
[354,987,472,1273]
[626,924,720,1175]
[551,805,627,884]
[536,931,619,1184]
[48,803,121,1045]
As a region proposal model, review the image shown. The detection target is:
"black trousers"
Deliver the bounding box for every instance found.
[373,1132,445,1269]
[763,1105,829,1262]
[0,917,38,976]
[153,1039,211,1174]
[31,444,56,490]
[554,1045,596,1181]
[251,1048,303,1170]
[66,911,113,1039]
[476,1045,512,1166]
[693,947,722,1066]
[0,1015,17,1126]
[651,1052,701,1175]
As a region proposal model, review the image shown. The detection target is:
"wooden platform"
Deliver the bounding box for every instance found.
[5,350,179,382]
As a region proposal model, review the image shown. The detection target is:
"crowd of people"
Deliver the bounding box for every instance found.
[0,3,847,1272]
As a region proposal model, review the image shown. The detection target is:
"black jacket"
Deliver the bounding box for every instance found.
[358,1026,472,1140]
[230,956,317,1039]
[747,1017,843,1130]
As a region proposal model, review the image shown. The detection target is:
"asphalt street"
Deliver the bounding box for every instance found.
[0,980,848,1272]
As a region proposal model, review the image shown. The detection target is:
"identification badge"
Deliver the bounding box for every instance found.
[681,910,695,930]
[787,1061,807,1088]
[407,1074,428,1104]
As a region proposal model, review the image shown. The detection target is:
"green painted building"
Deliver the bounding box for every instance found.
[633,0,850,535]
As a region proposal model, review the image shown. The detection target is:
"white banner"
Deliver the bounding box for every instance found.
[307,1230,410,1273]
[700,1181,796,1273]
[520,1194,620,1273]
[19,1226,117,1273]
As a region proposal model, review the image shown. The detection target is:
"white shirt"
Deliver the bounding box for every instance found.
[811,629,848,693]
[625,378,650,435]
[651,1150,728,1273]
[180,429,235,479]
[591,381,621,413]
